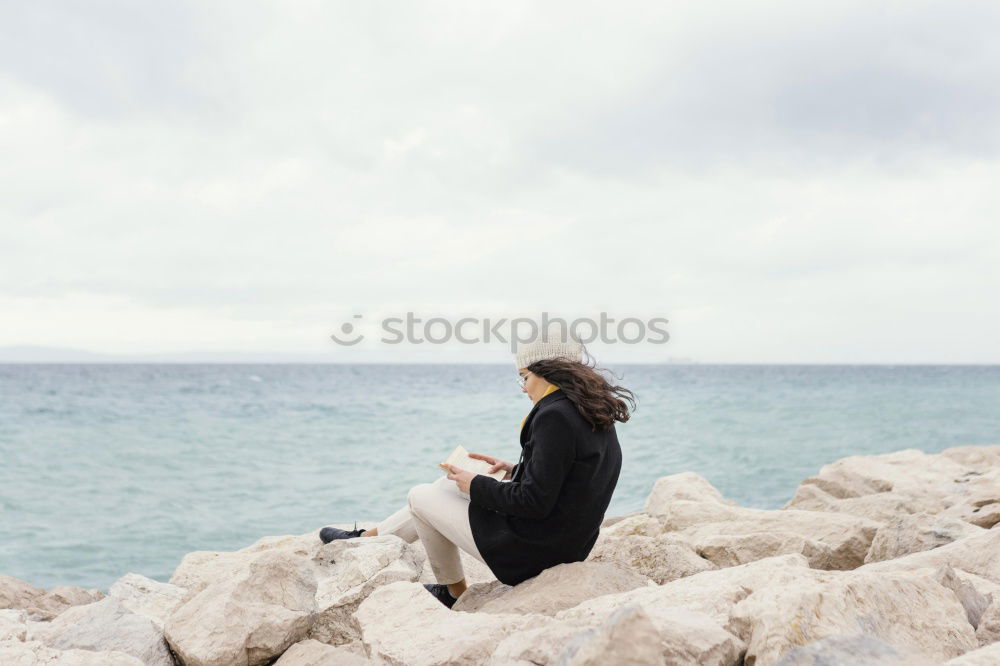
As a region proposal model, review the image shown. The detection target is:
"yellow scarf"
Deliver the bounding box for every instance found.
[520,384,560,434]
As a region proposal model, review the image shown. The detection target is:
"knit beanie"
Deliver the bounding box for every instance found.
[514,323,584,370]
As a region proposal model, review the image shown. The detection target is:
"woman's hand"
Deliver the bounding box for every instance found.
[469,452,513,481]
[441,464,476,494]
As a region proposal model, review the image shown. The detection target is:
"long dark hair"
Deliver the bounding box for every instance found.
[527,355,636,431]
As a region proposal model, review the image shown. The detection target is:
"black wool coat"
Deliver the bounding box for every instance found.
[468,389,623,586]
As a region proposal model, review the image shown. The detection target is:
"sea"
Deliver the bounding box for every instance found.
[1,363,998,591]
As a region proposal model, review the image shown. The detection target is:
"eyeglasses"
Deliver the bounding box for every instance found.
[515,372,530,389]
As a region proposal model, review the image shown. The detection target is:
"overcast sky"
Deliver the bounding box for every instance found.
[2,1,998,363]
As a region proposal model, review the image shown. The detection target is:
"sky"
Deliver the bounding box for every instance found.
[1,1,999,363]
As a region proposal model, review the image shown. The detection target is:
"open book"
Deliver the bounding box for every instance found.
[439,445,508,481]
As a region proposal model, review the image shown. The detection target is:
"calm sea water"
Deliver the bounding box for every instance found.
[1,363,998,591]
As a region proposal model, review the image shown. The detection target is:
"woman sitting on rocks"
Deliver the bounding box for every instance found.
[319,327,635,608]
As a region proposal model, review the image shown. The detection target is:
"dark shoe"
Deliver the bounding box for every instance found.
[423,583,458,609]
[319,522,366,544]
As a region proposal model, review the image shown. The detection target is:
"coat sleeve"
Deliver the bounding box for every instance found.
[470,410,575,519]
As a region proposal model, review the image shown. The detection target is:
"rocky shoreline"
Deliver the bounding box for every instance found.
[2,445,999,665]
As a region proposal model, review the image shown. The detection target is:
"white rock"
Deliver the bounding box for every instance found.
[168,549,250,596]
[0,609,27,642]
[452,561,650,615]
[656,500,879,570]
[599,512,665,538]
[510,608,641,665]
[692,531,837,570]
[976,599,1000,646]
[0,575,104,621]
[781,484,939,525]
[165,550,318,666]
[491,603,743,666]
[644,471,733,514]
[784,448,1000,531]
[309,535,424,646]
[788,449,971,504]
[355,581,549,665]
[0,639,144,665]
[730,569,978,665]
[938,468,1000,529]
[865,513,985,563]
[943,641,1000,665]
[940,445,1000,473]
[28,597,173,666]
[273,638,369,665]
[0,576,44,613]
[169,530,325,594]
[772,634,937,665]
[860,529,1000,586]
[587,533,715,584]
[557,554,813,640]
[593,607,715,665]
[932,565,994,631]
[167,527,372,595]
[108,573,187,630]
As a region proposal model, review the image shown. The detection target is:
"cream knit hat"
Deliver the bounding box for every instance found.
[514,323,584,369]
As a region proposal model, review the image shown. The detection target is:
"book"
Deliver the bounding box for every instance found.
[439,445,508,481]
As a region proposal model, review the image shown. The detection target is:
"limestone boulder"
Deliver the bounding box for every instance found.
[786,448,971,505]
[29,597,173,666]
[644,471,734,513]
[785,484,946,526]
[938,468,1000,529]
[943,642,1000,665]
[0,609,27,642]
[693,531,837,570]
[772,635,936,665]
[0,575,105,621]
[865,513,986,563]
[557,554,813,639]
[785,448,1000,531]
[451,561,651,615]
[860,529,1000,587]
[164,550,318,666]
[940,445,1000,472]
[587,533,716,584]
[963,502,1000,529]
[599,512,665,538]
[729,569,978,665]
[308,535,424,646]
[108,573,187,630]
[0,576,40,613]
[931,565,994,631]
[492,603,742,666]
[976,599,1000,646]
[168,529,333,594]
[168,549,249,597]
[654,500,879,570]
[273,638,369,665]
[0,639,144,665]
[355,581,550,666]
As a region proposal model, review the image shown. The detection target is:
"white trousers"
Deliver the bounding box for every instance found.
[377,475,488,585]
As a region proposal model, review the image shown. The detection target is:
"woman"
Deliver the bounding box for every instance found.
[319,327,635,608]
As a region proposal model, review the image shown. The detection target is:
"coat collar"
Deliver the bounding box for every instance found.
[519,388,567,443]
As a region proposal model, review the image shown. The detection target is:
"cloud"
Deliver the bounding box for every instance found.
[525,1,1000,175]
[0,1,998,362]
